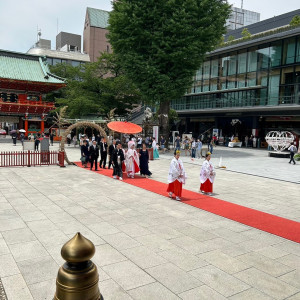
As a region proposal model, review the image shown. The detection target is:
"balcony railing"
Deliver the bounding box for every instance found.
[0,99,55,107]
[172,96,300,111]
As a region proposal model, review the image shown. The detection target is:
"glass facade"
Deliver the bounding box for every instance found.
[172,34,300,111]
[226,7,260,31]
[46,57,84,66]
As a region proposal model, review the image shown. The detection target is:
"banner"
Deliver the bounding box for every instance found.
[153,126,159,141]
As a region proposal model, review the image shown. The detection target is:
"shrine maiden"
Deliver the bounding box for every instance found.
[200,152,215,195]
[125,141,140,178]
[167,150,187,201]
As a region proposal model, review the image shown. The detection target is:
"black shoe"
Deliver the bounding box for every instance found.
[95,169,98,171]
[103,166,106,169]
[99,165,102,168]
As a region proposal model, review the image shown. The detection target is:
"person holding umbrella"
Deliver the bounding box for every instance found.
[11,130,17,146]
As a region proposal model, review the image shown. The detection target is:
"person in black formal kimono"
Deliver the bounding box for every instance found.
[108,139,116,169]
[112,142,125,181]
[99,137,108,168]
[89,140,99,171]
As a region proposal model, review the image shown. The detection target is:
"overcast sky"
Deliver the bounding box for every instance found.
[0,0,299,53]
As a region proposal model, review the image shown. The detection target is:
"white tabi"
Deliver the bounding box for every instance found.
[168,157,187,184]
[125,148,140,177]
[200,160,215,184]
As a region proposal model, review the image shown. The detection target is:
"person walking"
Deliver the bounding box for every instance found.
[112,141,125,181]
[139,142,152,177]
[288,142,297,165]
[99,137,108,168]
[108,139,116,169]
[34,135,40,151]
[160,136,166,153]
[125,141,140,178]
[175,136,181,152]
[152,137,160,159]
[50,133,54,146]
[167,150,187,201]
[89,140,99,171]
[191,138,196,158]
[196,139,202,158]
[67,133,71,146]
[244,135,248,148]
[209,139,214,154]
[81,140,89,168]
[200,152,216,196]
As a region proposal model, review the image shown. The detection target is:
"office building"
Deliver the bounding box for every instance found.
[27,32,90,66]
[56,32,81,52]
[171,10,300,140]
[227,7,260,31]
[83,7,110,62]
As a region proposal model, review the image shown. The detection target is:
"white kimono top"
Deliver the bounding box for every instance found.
[168,157,187,184]
[125,148,140,174]
[200,160,216,184]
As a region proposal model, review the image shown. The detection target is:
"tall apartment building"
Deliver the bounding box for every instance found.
[83,7,110,62]
[227,7,260,31]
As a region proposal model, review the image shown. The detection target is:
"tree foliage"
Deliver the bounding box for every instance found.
[290,15,300,26]
[241,28,251,39]
[108,0,231,142]
[48,53,142,119]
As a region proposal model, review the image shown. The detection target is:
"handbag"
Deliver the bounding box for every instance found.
[80,156,85,162]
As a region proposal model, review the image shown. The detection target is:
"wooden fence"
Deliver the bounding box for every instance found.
[0,151,65,167]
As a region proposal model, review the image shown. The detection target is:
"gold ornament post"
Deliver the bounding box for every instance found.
[54,232,103,300]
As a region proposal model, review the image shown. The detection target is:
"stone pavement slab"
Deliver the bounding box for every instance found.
[0,142,299,299]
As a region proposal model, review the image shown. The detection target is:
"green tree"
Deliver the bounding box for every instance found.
[108,0,231,145]
[49,53,142,119]
[241,28,251,39]
[290,15,300,26]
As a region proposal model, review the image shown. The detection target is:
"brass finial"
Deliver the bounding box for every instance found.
[61,232,95,263]
[54,232,103,300]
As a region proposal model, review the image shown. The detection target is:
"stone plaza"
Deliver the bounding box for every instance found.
[0,141,299,300]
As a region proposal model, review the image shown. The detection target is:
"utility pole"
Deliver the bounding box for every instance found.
[241,0,244,9]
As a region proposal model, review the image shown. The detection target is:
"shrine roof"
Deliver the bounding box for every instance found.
[87,7,109,29]
[0,49,65,85]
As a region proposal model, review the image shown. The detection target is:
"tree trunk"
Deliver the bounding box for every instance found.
[158,100,170,149]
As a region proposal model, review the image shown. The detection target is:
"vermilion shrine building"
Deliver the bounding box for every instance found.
[0,50,65,136]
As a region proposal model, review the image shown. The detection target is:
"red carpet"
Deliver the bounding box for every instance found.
[75,162,300,243]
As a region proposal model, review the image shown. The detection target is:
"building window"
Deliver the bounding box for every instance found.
[237,51,247,74]
[270,41,282,67]
[283,38,296,64]
[269,69,280,105]
[47,58,53,65]
[247,47,257,72]
[257,46,270,69]
[211,58,219,78]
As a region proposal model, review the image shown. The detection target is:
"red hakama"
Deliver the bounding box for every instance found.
[167,180,182,197]
[200,179,213,193]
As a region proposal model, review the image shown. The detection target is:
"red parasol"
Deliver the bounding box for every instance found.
[107,121,142,134]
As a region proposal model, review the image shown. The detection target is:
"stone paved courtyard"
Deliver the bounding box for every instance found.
[0,141,299,299]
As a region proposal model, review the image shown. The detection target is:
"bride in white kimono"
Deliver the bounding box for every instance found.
[200,152,215,195]
[167,150,187,201]
[125,141,140,178]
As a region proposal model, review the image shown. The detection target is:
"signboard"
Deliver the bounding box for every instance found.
[40,138,50,152]
[212,128,219,137]
[153,126,159,141]
[23,141,35,151]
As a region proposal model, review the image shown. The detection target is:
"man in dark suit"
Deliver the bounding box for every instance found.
[81,140,89,168]
[89,140,99,170]
[108,139,116,169]
[99,137,108,168]
[112,142,125,180]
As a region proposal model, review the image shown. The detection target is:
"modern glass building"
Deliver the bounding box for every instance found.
[226,7,260,31]
[172,23,300,141]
